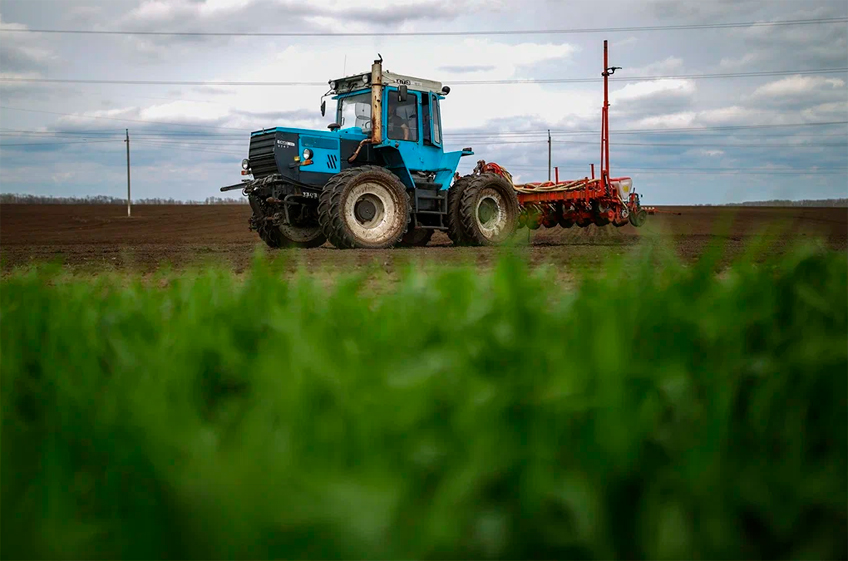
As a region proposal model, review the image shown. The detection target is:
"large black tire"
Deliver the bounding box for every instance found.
[397,228,434,247]
[250,194,326,249]
[258,223,326,248]
[318,165,411,249]
[446,176,474,246]
[457,173,520,246]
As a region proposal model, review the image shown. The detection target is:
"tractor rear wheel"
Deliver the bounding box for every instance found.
[629,209,648,227]
[318,165,411,249]
[457,173,520,246]
[398,228,434,247]
[447,176,474,246]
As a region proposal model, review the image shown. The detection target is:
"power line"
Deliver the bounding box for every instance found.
[451,138,848,148]
[0,105,252,132]
[3,129,845,142]
[458,68,848,84]
[0,139,117,147]
[504,167,847,175]
[1,115,845,145]
[446,121,848,137]
[132,139,244,156]
[1,17,845,37]
[3,67,845,87]
[516,170,847,175]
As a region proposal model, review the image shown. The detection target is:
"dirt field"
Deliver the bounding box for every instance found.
[1,204,845,279]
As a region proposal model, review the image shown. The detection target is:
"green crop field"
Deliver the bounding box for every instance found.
[2,240,846,560]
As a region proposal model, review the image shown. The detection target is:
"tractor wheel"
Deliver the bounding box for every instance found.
[250,194,326,249]
[457,173,520,246]
[318,165,411,249]
[629,209,648,227]
[576,219,592,228]
[259,223,326,248]
[593,217,611,227]
[397,227,434,247]
[558,218,574,228]
[612,220,627,228]
[447,176,474,246]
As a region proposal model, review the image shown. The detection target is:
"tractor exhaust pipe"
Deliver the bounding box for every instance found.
[371,55,383,145]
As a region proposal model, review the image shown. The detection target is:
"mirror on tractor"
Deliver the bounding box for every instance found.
[398,85,408,102]
[321,100,326,117]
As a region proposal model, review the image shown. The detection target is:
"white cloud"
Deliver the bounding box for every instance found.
[627,57,685,77]
[752,76,846,99]
[629,111,696,129]
[140,101,232,123]
[611,79,695,103]
[800,101,848,121]
[718,52,760,70]
[697,106,749,125]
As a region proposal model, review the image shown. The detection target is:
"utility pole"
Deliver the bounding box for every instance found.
[125,129,131,217]
[547,129,551,182]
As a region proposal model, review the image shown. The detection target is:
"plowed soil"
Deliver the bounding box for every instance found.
[2,204,845,279]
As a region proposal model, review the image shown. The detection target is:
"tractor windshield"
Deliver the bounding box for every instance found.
[339,93,372,132]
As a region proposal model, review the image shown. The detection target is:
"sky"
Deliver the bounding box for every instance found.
[0,0,846,205]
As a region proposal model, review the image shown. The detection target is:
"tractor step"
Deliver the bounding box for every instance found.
[411,187,448,230]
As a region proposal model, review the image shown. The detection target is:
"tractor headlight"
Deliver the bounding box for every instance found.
[361,74,369,84]
[241,158,249,170]
[302,148,313,160]
[329,81,337,90]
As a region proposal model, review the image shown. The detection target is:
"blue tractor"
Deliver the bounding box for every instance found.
[220,55,520,249]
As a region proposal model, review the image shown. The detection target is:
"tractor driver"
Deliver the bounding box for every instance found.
[388,95,418,142]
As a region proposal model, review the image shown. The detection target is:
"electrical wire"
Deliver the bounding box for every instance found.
[3,67,845,87]
[3,106,846,137]
[0,139,118,147]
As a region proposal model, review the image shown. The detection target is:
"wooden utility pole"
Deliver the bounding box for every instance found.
[125,129,131,217]
[547,129,551,182]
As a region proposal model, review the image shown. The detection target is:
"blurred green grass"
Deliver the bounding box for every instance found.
[2,241,846,560]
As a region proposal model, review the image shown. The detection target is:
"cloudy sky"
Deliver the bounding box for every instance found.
[0,0,846,204]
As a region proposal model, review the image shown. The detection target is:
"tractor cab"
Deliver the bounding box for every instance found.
[325,63,468,190]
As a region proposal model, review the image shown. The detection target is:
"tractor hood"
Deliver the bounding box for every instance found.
[246,126,371,185]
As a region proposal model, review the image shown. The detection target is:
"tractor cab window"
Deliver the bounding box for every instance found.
[339,93,371,132]
[387,92,418,142]
[431,95,441,145]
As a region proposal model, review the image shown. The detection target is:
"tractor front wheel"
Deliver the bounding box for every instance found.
[250,196,326,249]
[258,224,326,248]
[398,228,434,247]
[318,165,411,249]
[457,173,520,246]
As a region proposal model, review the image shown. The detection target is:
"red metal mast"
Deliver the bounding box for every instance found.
[600,40,621,192]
